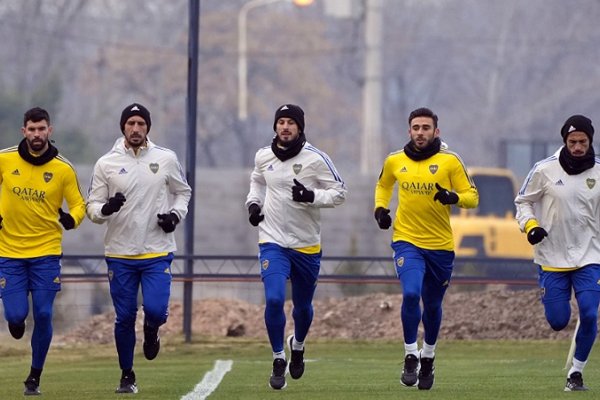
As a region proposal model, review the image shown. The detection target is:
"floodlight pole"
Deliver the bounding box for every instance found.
[238,0,314,121]
[183,0,200,343]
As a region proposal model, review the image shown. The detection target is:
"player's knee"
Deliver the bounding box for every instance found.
[143,307,168,326]
[4,310,27,325]
[292,305,313,320]
[265,295,285,310]
[115,312,137,328]
[33,308,53,325]
[579,308,598,329]
[546,315,569,331]
[402,291,421,308]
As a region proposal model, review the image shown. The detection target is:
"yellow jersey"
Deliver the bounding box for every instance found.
[0,144,85,258]
[375,148,478,251]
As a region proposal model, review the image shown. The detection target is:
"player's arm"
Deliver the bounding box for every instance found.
[514,165,545,233]
[449,157,479,209]
[302,154,346,208]
[373,156,396,230]
[245,151,267,209]
[85,162,111,224]
[62,167,86,228]
[166,155,192,221]
[374,155,396,210]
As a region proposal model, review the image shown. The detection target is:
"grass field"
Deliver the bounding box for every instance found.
[0,337,596,399]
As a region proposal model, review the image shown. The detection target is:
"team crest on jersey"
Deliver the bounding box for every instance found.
[43,172,53,183]
[293,164,302,175]
[0,277,5,289]
[396,257,404,268]
[262,260,269,270]
[586,178,595,189]
[149,163,159,174]
[429,165,438,175]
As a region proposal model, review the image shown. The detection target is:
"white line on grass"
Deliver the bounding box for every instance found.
[180,359,233,400]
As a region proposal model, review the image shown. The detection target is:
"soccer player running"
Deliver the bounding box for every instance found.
[86,103,191,394]
[246,104,346,390]
[374,107,478,390]
[0,107,86,395]
[515,115,600,392]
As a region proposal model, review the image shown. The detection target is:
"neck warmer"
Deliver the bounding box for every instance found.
[271,133,306,162]
[558,146,596,175]
[403,137,441,161]
[18,138,58,166]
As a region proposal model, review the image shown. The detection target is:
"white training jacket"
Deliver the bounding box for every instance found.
[515,148,600,269]
[245,142,346,249]
[86,138,192,256]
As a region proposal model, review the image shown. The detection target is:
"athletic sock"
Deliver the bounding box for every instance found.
[404,342,418,357]
[292,337,304,351]
[568,358,587,377]
[421,342,436,358]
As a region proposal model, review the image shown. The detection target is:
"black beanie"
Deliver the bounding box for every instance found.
[561,114,594,143]
[273,104,305,133]
[120,103,151,134]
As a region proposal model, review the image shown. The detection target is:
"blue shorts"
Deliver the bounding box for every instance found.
[539,264,600,304]
[391,241,454,285]
[258,243,320,283]
[0,255,62,296]
[105,253,174,289]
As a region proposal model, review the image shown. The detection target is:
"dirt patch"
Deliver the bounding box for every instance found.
[58,286,578,344]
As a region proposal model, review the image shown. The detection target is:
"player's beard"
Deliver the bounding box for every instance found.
[276,132,298,148]
[126,134,146,149]
[411,135,435,150]
[27,137,47,152]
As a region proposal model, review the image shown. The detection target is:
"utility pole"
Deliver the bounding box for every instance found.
[183,0,200,343]
[360,0,383,175]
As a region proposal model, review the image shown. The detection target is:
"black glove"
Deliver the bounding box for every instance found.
[58,208,75,230]
[248,203,264,227]
[101,192,126,216]
[527,227,548,245]
[157,213,180,233]
[374,207,392,230]
[433,183,459,205]
[292,179,315,203]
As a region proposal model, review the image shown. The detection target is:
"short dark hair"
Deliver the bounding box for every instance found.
[409,107,438,129]
[23,107,50,126]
